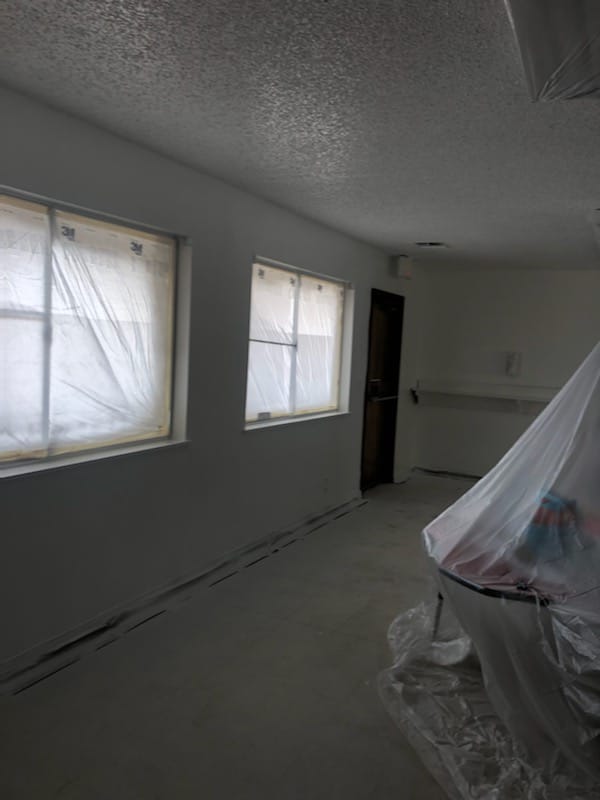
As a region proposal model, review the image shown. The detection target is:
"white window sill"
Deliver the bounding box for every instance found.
[0,438,189,480]
[244,410,350,431]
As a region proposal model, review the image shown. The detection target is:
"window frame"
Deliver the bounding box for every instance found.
[244,255,354,429]
[0,186,191,476]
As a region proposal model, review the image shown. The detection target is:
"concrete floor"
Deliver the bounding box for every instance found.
[0,474,472,800]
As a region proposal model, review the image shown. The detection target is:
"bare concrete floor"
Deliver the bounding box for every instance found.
[0,474,472,799]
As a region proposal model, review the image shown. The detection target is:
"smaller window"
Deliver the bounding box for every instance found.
[245,260,349,424]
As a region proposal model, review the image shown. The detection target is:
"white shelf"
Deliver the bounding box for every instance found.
[413,380,559,405]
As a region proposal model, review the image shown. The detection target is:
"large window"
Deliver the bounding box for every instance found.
[245,260,349,424]
[1,193,176,465]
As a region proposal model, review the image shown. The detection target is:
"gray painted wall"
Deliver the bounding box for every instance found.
[0,87,416,665]
[415,269,600,475]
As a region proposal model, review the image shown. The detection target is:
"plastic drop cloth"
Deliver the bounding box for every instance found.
[381,342,600,796]
[379,601,600,800]
[505,0,600,100]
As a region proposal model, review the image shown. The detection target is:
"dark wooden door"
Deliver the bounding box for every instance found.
[360,289,404,491]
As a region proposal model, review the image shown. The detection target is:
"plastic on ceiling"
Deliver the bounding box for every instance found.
[506,0,600,100]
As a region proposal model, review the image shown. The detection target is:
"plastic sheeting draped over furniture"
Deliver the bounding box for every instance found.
[505,0,600,100]
[381,342,600,796]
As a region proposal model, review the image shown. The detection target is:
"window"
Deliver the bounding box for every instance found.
[1,193,176,465]
[245,260,349,424]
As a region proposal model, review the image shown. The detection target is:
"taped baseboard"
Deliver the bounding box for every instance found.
[1,495,366,695]
[414,467,482,481]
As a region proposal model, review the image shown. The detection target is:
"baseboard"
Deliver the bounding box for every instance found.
[1,495,366,695]
[414,467,482,481]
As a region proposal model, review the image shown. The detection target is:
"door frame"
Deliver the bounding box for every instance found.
[360,288,405,491]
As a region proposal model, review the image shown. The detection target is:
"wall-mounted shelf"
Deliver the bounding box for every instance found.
[410,380,559,412]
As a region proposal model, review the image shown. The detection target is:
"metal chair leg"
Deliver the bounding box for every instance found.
[433,592,444,640]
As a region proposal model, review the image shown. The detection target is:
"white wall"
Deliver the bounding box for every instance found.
[415,269,600,476]
[0,87,417,666]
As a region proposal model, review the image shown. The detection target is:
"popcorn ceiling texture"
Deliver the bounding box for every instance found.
[2,0,600,269]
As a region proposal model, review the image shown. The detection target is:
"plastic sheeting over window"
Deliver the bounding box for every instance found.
[505,0,600,100]
[245,262,345,422]
[0,194,176,463]
[381,341,600,792]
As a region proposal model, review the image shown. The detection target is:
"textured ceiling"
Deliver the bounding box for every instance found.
[2,0,600,269]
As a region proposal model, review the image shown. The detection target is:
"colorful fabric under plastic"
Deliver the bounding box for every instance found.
[379,601,600,800]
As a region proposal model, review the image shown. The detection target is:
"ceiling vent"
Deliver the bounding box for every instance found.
[505,0,600,101]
